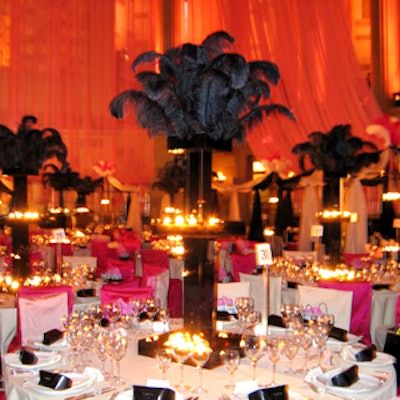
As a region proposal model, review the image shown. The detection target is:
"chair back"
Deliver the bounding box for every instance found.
[91,239,117,277]
[106,258,135,281]
[319,280,373,344]
[15,285,73,346]
[296,285,353,330]
[239,273,282,317]
[217,281,251,312]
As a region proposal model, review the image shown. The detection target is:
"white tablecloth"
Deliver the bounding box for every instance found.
[3,331,397,400]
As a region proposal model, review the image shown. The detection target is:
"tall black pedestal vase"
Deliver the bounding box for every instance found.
[321,176,342,262]
[9,175,30,279]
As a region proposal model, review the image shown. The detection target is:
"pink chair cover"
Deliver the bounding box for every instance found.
[9,285,73,351]
[141,250,169,269]
[396,295,400,326]
[49,242,73,256]
[230,253,256,282]
[91,240,117,277]
[319,280,373,345]
[100,282,152,315]
[107,258,135,281]
[168,278,183,318]
[343,253,370,269]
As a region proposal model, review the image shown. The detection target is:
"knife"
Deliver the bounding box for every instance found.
[64,386,114,400]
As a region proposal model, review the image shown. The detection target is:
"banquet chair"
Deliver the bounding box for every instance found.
[295,285,353,330]
[139,250,170,276]
[141,263,170,309]
[239,273,282,317]
[230,253,256,282]
[106,258,135,281]
[217,281,251,312]
[91,237,117,278]
[100,282,152,315]
[319,280,373,344]
[9,285,73,350]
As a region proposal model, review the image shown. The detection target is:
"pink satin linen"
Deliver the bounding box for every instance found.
[168,279,183,318]
[107,258,135,281]
[100,282,152,315]
[319,280,373,345]
[91,240,117,278]
[230,253,256,282]
[396,296,400,326]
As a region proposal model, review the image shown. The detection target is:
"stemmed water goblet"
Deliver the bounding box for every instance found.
[169,333,193,392]
[311,322,330,369]
[241,333,265,384]
[235,297,255,332]
[264,334,284,386]
[107,330,128,386]
[296,324,313,374]
[245,310,262,332]
[94,328,111,379]
[145,297,161,321]
[155,348,172,381]
[282,334,299,374]
[190,338,212,394]
[159,308,171,331]
[104,302,122,328]
[129,297,146,332]
[221,348,240,390]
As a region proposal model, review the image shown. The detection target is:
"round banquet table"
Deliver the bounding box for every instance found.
[3,330,397,400]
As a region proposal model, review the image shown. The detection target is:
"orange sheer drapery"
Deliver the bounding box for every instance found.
[172,0,383,174]
[0,0,158,213]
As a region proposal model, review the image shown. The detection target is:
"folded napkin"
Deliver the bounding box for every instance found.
[19,347,38,365]
[268,314,285,328]
[76,288,95,297]
[329,326,348,342]
[42,329,64,345]
[354,344,377,362]
[248,384,288,399]
[331,365,359,387]
[217,311,232,321]
[38,370,73,390]
[133,385,175,400]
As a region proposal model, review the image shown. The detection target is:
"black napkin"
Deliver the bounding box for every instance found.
[42,329,64,345]
[355,344,377,362]
[248,385,288,400]
[132,385,175,400]
[19,347,38,365]
[329,326,348,342]
[267,314,285,328]
[39,370,73,390]
[331,365,359,387]
[76,288,95,297]
[217,311,231,321]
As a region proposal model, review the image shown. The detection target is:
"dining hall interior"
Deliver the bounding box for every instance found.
[0,0,400,399]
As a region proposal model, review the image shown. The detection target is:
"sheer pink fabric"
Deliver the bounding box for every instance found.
[319,280,373,345]
[174,0,383,173]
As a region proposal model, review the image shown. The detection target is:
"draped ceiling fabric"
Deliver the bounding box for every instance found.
[174,0,383,174]
[0,0,158,214]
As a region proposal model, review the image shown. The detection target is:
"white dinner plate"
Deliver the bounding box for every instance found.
[314,369,383,394]
[33,337,69,351]
[116,388,184,400]
[327,333,362,351]
[4,351,62,370]
[24,372,95,396]
[340,345,396,367]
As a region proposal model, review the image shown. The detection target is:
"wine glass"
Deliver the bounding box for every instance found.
[245,310,262,331]
[282,334,299,374]
[107,330,128,386]
[159,308,171,331]
[170,335,193,392]
[235,297,255,331]
[129,297,146,332]
[104,302,122,328]
[264,334,284,386]
[94,328,111,379]
[190,339,212,394]
[155,348,172,381]
[311,323,329,369]
[296,324,313,374]
[241,333,265,384]
[64,321,82,371]
[221,348,240,390]
[145,297,160,321]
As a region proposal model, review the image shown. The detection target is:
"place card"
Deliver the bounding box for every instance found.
[255,243,272,266]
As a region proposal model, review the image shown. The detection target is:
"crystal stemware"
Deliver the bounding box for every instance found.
[107,330,128,386]
[155,348,172,381]
[190,337,212,395]
[94,328,111,379]
[129,297,146,332]
[104,302,122,328]
[241,333,265,384]
[264,335,284,386]
[282,334,299,374]
[171,343,193,391]
[296,324,313,374]
[221,348,240,390]
[159,308,171,331]
[145,297,160,321]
